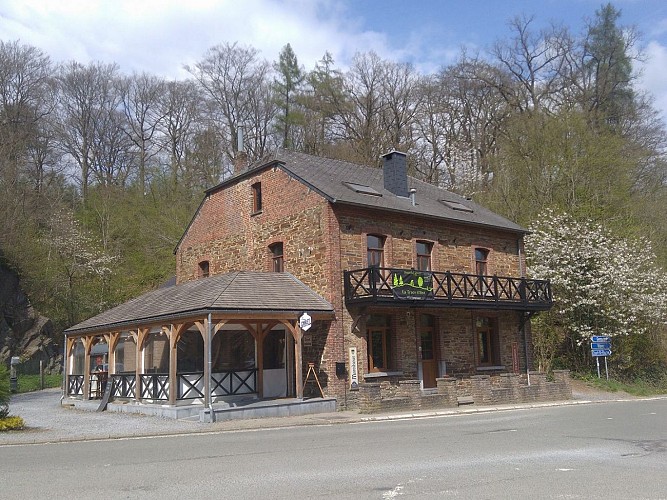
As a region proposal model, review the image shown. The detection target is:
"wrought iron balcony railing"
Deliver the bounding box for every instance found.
[344,267,552,311]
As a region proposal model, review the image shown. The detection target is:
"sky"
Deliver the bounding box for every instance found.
[1,0,667,120]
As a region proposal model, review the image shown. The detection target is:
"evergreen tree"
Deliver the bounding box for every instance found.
[273,43,305,149]
[583,3,635,127]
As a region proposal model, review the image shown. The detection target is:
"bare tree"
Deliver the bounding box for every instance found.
[338,51,387,164]
[413,58,508,193]
[187,42,273,162]
[488,16,571,113]
[0,40,54,190]
[380,61,420,152]
[54,61,124,200]
[301,52,346,156]
[120,72,167,192]
[157,79,201,190]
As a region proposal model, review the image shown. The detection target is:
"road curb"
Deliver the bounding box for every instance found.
[3,393,667,446]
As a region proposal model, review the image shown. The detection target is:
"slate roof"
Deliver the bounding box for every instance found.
[65,272,334,335]
[209,149,527,234]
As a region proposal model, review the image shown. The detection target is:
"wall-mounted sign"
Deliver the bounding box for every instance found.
[299,312,312,331]
[391,270,434,299]
[302,333,312,348]
[349,347,359,390]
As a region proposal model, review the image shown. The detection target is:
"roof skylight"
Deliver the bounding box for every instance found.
[343,182,382,197]
[440,200,474,213]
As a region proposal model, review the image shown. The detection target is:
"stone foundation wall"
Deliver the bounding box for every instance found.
[357,370,572,413]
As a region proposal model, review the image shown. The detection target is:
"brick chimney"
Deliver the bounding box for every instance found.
[381,150,408,197]
[233,151,248,174]
[233,127,247,174]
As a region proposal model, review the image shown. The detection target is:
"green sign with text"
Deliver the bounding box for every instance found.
[391,270,434,299]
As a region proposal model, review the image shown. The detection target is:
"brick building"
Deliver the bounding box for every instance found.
[63,149,563,419]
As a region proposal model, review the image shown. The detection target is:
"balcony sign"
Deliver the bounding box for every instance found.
[392,270,434,300]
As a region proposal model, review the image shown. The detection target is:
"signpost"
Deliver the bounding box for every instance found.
[591,336,611,380]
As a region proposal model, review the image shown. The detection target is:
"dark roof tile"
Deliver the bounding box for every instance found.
[217,149,526,234]
[65,272,333,335]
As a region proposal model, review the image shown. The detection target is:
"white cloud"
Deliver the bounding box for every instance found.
[0,0,401,78]
[1,0,665,122]
[637,40,667,121]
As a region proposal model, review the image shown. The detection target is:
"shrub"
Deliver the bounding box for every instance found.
[0,416,25,431]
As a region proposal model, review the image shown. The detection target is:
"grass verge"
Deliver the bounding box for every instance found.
[13,374,62,394]
[573,372,667,397]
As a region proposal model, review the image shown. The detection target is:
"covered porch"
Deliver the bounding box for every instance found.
[63,272,335,420]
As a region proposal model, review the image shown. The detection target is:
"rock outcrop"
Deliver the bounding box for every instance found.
[0,262,60,373]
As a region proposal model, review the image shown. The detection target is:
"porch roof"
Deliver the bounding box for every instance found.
[64,272,334,336]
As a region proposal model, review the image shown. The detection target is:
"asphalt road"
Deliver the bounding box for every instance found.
[2,398,666,499]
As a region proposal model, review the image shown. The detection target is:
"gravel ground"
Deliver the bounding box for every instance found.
[2,389,363,446]
[1,382,657,446]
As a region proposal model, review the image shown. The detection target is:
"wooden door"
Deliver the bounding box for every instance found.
[420,315,438,388]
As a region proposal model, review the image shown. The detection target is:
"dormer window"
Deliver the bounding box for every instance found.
[198,260,210,278]
[252,182,262,213]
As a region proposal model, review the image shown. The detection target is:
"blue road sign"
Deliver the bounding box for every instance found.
[591,349,612,357]
[591,342,611,350]
[592,335,611,343]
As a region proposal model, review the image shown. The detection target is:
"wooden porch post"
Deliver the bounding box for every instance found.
[255,324,264,398]
[82,336,93,400]
[195,318,211,408]
[135,328,149,402]
[168,323,185,406]
[295,324,304,399]
[107,332,120,376]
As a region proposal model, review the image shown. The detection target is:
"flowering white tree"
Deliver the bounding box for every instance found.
[43,208,117,324]
[525,210,667,372]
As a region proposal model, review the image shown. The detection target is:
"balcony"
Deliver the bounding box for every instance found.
[344,267,552,311]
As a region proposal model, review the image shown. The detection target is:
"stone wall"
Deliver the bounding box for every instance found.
[357,370,572,413]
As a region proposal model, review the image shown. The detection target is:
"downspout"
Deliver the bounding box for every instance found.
[518,238,530,386]
[207,312,215,422]
[521,313,531,387]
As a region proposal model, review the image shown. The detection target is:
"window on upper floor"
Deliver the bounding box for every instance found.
[474,248,491,296]
[252,182,262,213]
[475,248,489,276]
[367,234,385,288]
[367,234,385,268]
[270,242,284,272]
[416,241,433,271]
[198,260,210,278]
